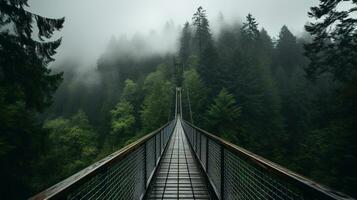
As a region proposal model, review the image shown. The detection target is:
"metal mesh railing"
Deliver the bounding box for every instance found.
[181,120,354,200]
[30,120,176,200]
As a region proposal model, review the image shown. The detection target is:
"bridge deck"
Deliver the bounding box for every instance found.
[146,119,212,200]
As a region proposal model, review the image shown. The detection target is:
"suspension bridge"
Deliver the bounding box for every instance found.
[30,88,354,200]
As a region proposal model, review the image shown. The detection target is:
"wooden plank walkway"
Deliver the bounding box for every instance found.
[146,118,211,200]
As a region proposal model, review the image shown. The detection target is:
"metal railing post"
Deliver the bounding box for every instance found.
[154,135,157,163]
[199,133,202,160]
[160,130,162,154]
[195,129,198,152]
[220,145,225,200]
[144,142,147,189]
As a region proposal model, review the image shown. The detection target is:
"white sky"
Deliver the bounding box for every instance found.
[27,0,319,68]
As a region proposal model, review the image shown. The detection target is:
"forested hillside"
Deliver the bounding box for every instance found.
[179,6,357,197]
[1,0,356,199]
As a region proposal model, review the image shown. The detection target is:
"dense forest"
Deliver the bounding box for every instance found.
[0,0,356,199]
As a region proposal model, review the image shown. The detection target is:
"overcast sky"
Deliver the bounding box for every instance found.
[27,0,318,68]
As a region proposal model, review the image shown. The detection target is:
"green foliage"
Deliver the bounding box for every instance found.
[241,13,260,42]
[191,7,221,95]
[121,79,138,102]
[301,1,357,196]
[182,68,207,125]
[34,111,98,192]
[179,22,193,66]
[1,2,355,198]
[141,65,174,131]
[0,1,64,198]
[275,25,302,76]
[192,6,212,54]
[205,89,240,140]
[110,101,135,147]
[305,0,357,81]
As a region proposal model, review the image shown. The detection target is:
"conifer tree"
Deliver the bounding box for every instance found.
[192,6,212,54]
[0,1,64,197]
[305,0,357,81]
[179,22,192,66]
[302,0,357,195]
[206,88,241,139]
[275,25,301,76]
[241,13,260,43]
[192,7,220,95]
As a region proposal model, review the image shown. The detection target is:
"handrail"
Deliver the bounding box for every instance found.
[30,119,176,200]
[181,119,355,200]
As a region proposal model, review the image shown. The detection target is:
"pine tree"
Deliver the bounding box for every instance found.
[192,7,221,96]
[182,68,207,125]
[36,111,98,191]
[241,14,260,43]
[0,1,64,198]
[110,101,136,147]
[275,25,301,76]
[0,0,65,111]
[141,65,174,131]
[179,22,192,66]
[301,0,357,196]
[305,0,357,81]
[205,88,241,140]
[192,6,212,54]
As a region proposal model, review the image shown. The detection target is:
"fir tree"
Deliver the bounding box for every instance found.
[192,7,220,95]
[192,6,212,54]
[305,0,357,81]
[241,13,260,43]
[275,25,301,76]
[0,1,64,198]
[206,88,241,139]
[179,22,192,66]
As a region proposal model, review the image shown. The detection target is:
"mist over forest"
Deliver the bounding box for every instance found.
[1,0,357,199]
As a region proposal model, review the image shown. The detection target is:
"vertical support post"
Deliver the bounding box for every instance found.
[199,133,202,159]
[175,88,177,119]
[154,135,157,163]
[144,142,147,189]
[179,88,183,117]
[160,129,162,154]
[206,138,209,171]
[220,145,225,200]
[195,129,197,152]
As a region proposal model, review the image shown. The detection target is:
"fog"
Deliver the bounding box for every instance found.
[27,0,318,70]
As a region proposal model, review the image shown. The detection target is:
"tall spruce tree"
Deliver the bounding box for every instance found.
[205,88,241,140]
[0,0,64,198]
[275,26,301,76]
[302,0,357,196]
[179,22,192,67]
[192,6,211,54]
[241,13,260,44]
[230,14,285,159]
[305,0,357,81]
[192,7,220,95]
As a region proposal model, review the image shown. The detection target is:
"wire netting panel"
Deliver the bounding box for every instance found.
[146,137,156,181]
[224,149,304,200]
[193,129,196,151]
[68,146,145,200]
[200,134,207,170]
[163,128,167,146]
[195,130,199,153]
[207,139,222,197]
[197,132,201,159]
[155,134,160,162]
[180,121,348,200]
[60,121,175,199]
[160,130,164,154]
